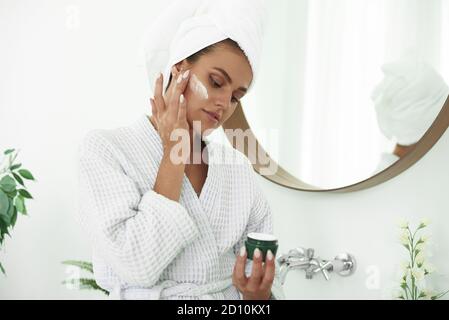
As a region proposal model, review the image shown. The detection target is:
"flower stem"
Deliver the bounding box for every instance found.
[433,289,449,300]
[407,227,415,268]
[403,282,412,300]
[406,226,420,300]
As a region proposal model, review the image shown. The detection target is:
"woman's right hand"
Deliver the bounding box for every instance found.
[150,66,191,154]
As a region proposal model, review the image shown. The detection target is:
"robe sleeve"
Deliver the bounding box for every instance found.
[233,166,284,300]
[78,130,200,287]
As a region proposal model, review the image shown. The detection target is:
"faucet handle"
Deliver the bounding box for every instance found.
[332,253,357,277]
[313,258,332,281]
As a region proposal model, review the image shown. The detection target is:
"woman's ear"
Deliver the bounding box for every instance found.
[174,60,191,75]
[173,61,184,75]
[168,60,190,92]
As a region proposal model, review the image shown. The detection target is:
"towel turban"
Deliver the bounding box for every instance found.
[371,58,449,146]
[141,0,268,97]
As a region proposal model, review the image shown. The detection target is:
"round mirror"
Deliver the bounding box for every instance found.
[220,0,449,192]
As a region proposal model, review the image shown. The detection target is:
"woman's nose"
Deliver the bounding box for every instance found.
[214,90,233,109]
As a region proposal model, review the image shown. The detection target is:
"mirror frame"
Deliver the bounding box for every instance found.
[222,96,449,193]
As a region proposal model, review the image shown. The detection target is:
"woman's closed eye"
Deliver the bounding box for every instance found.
[210,76,240,103]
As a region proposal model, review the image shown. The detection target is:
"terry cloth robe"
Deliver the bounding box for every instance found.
[77,113,284,300]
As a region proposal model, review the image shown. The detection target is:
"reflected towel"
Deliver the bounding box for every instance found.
[371,58,449,146]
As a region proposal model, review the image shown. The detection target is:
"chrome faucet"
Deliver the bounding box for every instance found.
[277,247,356,285]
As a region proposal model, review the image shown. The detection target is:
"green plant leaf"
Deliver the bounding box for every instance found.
[0,262,5,275]
[0,223,10,238]
[10,207,18,228]
[0,217,8,234]
[0,213,9,226]
[0,190,9,216]
[7,197,14,219]
[18,189,33,199]
[61,260,94,273]
[4,149,15,155]
[5,189,17,198]
[22,202,27,215]
[18,169,34,181]
[15,195,26,215]
[10,163,22,171]
[0,176,16,193]
[12,172,25,187]
[61,278,109,295]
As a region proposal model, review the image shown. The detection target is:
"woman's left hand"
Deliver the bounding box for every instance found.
[232,247,275,300]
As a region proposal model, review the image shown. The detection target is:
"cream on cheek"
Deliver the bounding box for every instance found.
[189,73,209,100]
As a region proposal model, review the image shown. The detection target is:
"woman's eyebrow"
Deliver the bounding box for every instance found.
[213,67,248,93]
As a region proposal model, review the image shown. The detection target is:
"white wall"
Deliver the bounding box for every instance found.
[0,0,448,299]
[267,126,449,299]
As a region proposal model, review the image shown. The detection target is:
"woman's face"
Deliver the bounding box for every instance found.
[169,45,253,137]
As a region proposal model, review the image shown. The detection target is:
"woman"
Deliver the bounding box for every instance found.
[78,0,282,300]
[371,57,449,174]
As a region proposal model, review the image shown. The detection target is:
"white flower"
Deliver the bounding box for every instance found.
[422,262,435,274]
[415,276,427,290]
[399,260,410,273]
[399,230,410,246]
[419,218,431,228]
[417,234,430,244]
[416,235,432,251]
[415,251,425,265]
[411,267,425,281]
[397,218,409,229]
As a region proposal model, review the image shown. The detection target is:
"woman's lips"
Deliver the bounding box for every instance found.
[202,109,219,124]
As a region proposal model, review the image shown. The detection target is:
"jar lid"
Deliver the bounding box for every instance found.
[247,232,277,241]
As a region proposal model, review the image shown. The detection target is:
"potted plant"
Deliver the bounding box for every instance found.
[0,148,35,275]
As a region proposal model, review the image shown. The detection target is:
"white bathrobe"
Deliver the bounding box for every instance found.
[78,113,284,300]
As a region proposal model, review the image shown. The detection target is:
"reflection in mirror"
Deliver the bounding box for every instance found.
[238,0,449,189]
[371,58,449,175]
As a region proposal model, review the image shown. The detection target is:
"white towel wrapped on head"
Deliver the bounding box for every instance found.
[371,58,449,146]
[141,0,268,96]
